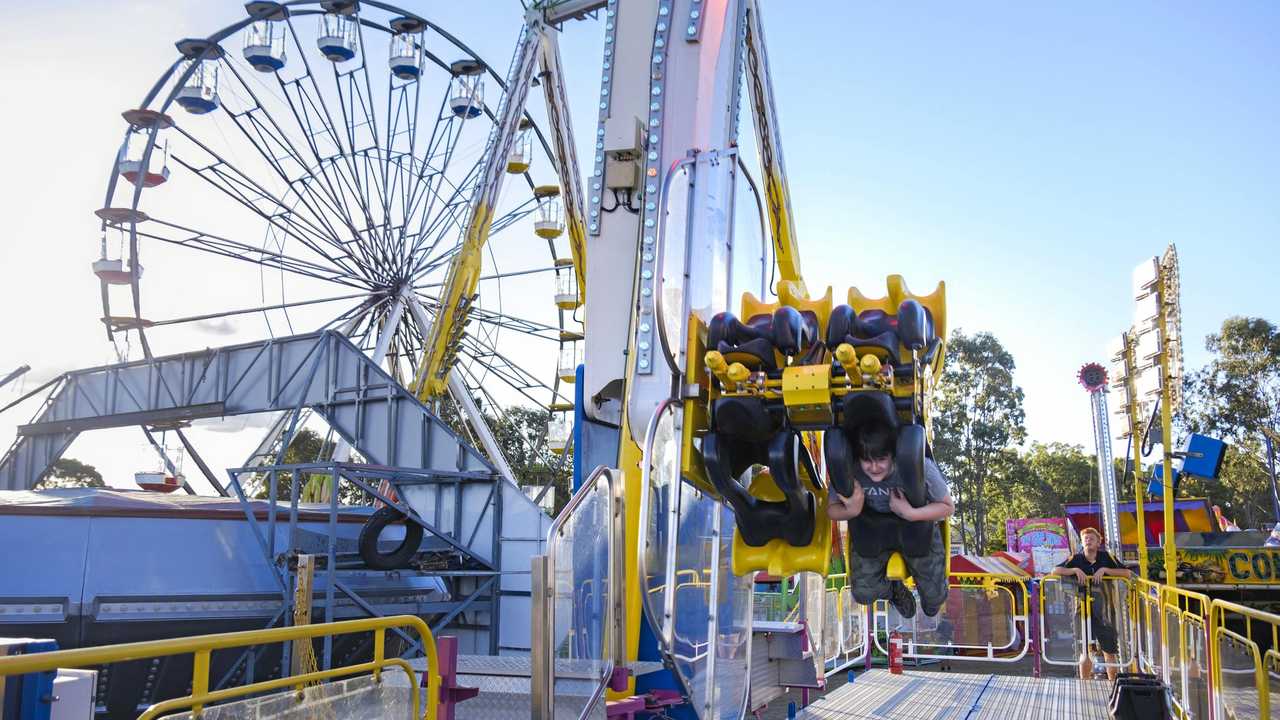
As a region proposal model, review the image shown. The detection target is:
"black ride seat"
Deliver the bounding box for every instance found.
[708,306,821,373]
[827,300,942,368]
[704,306,825,548]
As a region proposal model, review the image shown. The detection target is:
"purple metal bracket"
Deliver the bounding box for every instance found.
[1029,580,1042,679]
[605,696,647,719]
[608,665,631,692]
[428,636,480,720]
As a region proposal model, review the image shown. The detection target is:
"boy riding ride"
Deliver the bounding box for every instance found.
[827,422,954,622]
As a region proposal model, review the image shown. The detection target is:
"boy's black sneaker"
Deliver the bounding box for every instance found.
[890,581,916,619]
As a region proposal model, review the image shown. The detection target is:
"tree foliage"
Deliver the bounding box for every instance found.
[924,315,1280,551]
[483,406,574,514]
[35,457,106,490]
[1183,317,1280,442]
[932,330,1027,553]
[1178,316,1280,528]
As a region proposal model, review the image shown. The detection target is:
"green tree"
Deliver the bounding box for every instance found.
[1181,316,1280,528]
[932,330,1027,553]
[35,458,106,490]
[1183,317,1280,441]
[250,428,346,501]
[487,406,574,514]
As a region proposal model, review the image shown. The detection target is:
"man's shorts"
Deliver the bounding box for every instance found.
[849,525,947,615]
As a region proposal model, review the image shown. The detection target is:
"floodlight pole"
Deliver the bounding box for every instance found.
[1156,266,1177,587]
[1120,332,1149,580]
[1264,422,1280,523]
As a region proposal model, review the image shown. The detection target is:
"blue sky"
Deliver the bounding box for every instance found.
[758,2,1279,447]
[0,1,1275,487]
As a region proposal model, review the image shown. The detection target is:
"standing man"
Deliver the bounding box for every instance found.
[1050,527,1132,681]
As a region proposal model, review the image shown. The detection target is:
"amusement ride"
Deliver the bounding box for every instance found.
[0,2,1277,720]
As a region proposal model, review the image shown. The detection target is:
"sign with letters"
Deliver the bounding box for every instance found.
[1144,547,1280,586]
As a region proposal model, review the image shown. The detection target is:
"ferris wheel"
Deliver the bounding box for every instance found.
[93,1,582,469]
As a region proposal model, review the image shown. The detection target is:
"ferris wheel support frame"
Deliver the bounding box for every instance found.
[412,12,589,402]
[406,294,519,486]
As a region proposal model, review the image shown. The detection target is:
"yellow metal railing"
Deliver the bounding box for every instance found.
[0,615,440,720]
[1210,597,1277,720]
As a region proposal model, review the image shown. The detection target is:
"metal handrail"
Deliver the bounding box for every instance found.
[637,397,679,638]
[1210,596,1279,719]
[547,464,613,542]
[0,614,439,720]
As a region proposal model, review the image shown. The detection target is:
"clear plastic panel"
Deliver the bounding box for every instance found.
[549,472,612,694]
[641,405,679,639]
[730,158,767,305]
[642,402,751,719]
[1163,608,1183,710]
[390,33,419,61]
[243,20,286,58]
[1040,578,1084,664]
[1135,592,1160,675]
[820,584,867,673]
[1216,632,1262,720]
[752,588,788,622]
[1267,652,1280,720]
[709,503,752,720]
[167,667,413,719]
[319,13,357,46]
[1183,619,1211,720]
[669,482,715,711]
[1145,596,1164,680]
[881,584,1023,656]
[658,166,689,371]
[822,588,841,665]
[682,153,732,326]
[842,587,865,658]
[1089,578,1133,668]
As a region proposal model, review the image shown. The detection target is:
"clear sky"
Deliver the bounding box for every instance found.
[0,1,1276,490]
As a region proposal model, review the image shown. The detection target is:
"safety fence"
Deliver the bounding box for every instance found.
[855,571,1278,720]
[0,615,439,720]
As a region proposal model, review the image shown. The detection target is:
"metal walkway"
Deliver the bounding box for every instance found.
[798,670,1111,720]
[0,331,492,490]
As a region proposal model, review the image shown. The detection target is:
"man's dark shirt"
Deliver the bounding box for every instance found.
[1058,550,1124,576]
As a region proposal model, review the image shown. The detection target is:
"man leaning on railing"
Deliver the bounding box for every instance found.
[1048,527,1132,682]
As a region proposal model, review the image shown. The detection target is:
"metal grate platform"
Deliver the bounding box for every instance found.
[798,670,1112,719]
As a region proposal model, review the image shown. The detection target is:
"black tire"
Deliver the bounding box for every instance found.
[358,505,424,570]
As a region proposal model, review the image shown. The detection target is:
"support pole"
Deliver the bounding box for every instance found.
[1264,424,1280,523]
[1120,333,1149,580]
[405,295,519,486]
[290,554,316,677]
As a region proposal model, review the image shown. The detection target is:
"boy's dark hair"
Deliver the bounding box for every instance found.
[855,423,896,461]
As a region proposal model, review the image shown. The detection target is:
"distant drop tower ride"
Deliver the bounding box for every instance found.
[1080,363,1121,551]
